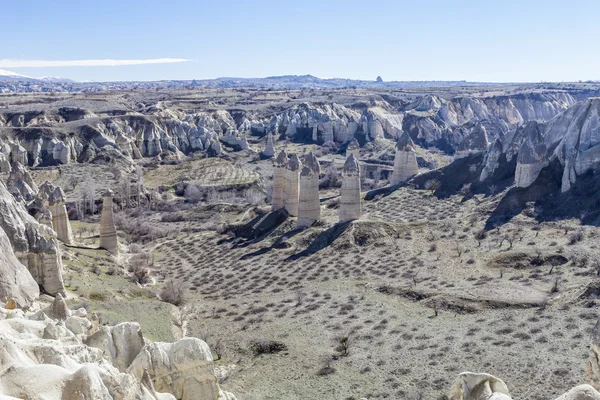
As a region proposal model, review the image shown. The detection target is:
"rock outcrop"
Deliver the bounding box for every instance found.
[297,152,321,228]
[263,131,275,158]
[514,121,547,188]
[390,131,419,185]
[129,337,235,400]
[99,189,118,254]
[479,138,504,181]
[454,123,490,159]
[6,161,38,201]
[339,154,361,222]
[48,185,74,244]
[285,154,302,217]
[346,138,360,160]
[272,150,288,211]
[0,300,235,400]
[0,178,65,299]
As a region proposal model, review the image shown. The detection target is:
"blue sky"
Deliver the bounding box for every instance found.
[2,0,599,82]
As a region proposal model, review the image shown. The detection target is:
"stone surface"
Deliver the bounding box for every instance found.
[480,138,503,181]
[0,179,64,300]
[297,152,321,228]
[272,150,288,211]
[339,154,361,222]
[448,372,511,400]
[99,189,119,254]
[390,131,419,185]
[6,162,38,201]
[455,123,490,159]
[0,301,233,400]
[263,131,275,157]
[49,185,74,244]
[128,337,233,400]
[285,154,302,217]
[514,121,547,188]
[346,138,360,160]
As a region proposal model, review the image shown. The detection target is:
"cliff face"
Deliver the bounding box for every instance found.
[402,92,575,151]
[0,178,65,305]
[0,92,575,169]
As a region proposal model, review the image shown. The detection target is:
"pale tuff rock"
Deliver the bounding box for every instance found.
[390,131,419,185]
[285,154,302,217]
[99,189,119,254]
[48,293,71,320]
[297,152,321,228]
[49,185,74,244]
[9,142,27,165]
[448,372,511,400]
[128,337,236,400]
[586,318,600,391]
[0,301,232,400]
[210,139,223,156]
[480,139,504,181]
[263,131,275,158]
[454,123,490,159]
[0,153,10,173]
[515,122,547,188]
[339,154,361,222]
[346,138,360,160]
[449,373,600,400]
[0,179,64,299]
[272,150,288,211]
[86,322,146,372]
[6,162,38,201]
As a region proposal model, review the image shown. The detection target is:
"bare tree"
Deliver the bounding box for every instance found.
[334,333,354,357]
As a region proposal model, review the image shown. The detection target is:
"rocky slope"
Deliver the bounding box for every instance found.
[0,296,235,399]
[0,91,580,169]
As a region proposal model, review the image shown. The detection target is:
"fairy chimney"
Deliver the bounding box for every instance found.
[339,154,361,222]
[390,131,419,185]
[49,186,73,244]
[297,152,321,228]
[272,150,288,211]
[99,190,118,254]
[285,154,302,217]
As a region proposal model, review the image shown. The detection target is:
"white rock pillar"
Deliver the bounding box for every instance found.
[390,131,419,185]
[346,138,360,160]
[272,150,288,211]
[297,152,321,228]
[514,125,547,188]
[99,190,118,255]
[49,186,73,244]
[285,154,302,217]
[263,131,275,158]
[339,154,361,223]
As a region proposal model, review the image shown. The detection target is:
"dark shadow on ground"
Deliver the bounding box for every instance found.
[286,221,352,261]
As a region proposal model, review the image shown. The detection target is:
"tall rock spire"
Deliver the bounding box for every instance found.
[346,138,360,160]
[99,190,118,255]
[271,150,288,211]
[339,154,361,223]
[263,131,275,158]
[297,152,321,228]
[285,154,302,217]
[49,186,73,245]
[390,131,419,185]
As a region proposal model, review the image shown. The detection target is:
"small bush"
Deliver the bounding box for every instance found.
[250,339,288,356]
[160,280,188,306]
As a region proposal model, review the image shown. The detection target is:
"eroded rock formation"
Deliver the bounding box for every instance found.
[514,121,547,188]
[48,185,74,244]
[272,150,288,211]
[346,138,360,160]
[0,300,235,400]
[285,154,302,217]
[99,189,118,254]
[0,179,65,299]
[479,138,504,181]
[339,154,361,222]
[390,131,419,185]
[454,123,490,159]
[263,131,275,158]
[297,152,321,228]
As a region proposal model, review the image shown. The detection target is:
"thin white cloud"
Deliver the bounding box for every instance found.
[0,58,190,68]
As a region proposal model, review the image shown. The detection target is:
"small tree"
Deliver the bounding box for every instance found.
[424,179,440,194]
[160,280,188,306]
[335,333,354,357]
[474,230,487,247]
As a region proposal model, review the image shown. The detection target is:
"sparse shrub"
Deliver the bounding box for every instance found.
[250,339,287,356]
[334,333,354,356]
[160,280,188,306]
